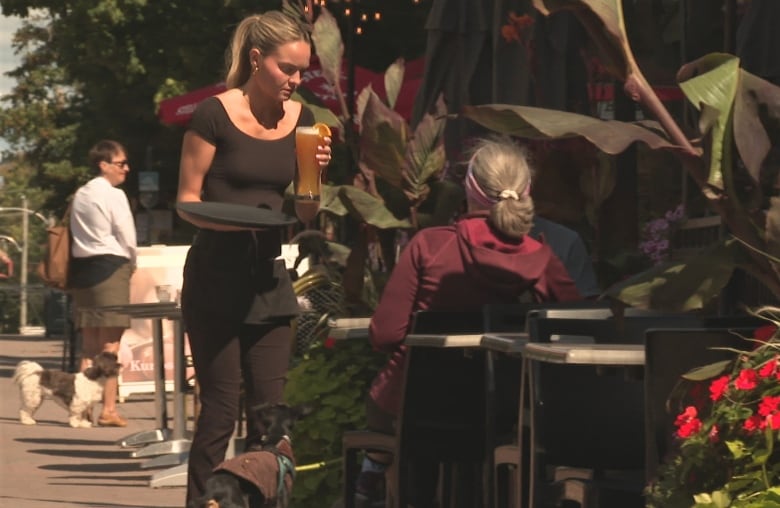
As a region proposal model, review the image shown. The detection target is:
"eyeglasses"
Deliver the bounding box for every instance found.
[108,160,129,169]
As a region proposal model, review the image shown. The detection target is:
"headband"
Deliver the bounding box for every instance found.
[464,151,530,207]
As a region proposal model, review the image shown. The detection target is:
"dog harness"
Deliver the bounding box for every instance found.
[213,437,296,502]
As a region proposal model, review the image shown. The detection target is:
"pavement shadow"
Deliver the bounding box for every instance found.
[39,461,145,474]
[17,437,118,446]
[27,448,134,460]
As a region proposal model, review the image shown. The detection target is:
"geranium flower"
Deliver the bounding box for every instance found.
[709,375,730,401]
[734,368,758,390]
[758,395,780,417]
[743,413,763,432]
[759,357,778,377]
[674,406,702,438]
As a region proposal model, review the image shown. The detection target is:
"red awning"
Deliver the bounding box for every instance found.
[158,57,425,126]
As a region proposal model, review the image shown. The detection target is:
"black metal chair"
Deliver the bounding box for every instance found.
[342,304,533,508]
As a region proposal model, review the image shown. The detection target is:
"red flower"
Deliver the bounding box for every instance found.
[753,324,777,343]
[675,406,702,438]
[743,414,764,432]
[758,395,780,417]
[710,375,730,401]
[708,424,719,443]
[768,413,780,431]
[735,369,758,390]
[323,337,336,349]
[759,356,778,378]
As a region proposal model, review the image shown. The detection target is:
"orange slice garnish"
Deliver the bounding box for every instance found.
[312,122,332,139]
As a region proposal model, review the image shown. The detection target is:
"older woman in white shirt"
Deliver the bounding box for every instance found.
[69,139,137,427]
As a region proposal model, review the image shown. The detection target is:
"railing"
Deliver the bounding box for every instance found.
[0,283,68,335]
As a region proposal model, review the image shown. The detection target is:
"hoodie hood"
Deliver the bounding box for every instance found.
[456,215,553,296]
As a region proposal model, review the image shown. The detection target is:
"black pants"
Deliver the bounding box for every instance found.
[185,319,292,504]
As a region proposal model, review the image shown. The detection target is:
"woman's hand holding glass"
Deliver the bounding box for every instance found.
[294,123,332,224]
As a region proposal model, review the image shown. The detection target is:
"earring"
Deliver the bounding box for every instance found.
[252,63,259,74]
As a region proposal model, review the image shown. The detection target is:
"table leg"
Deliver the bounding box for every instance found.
[134,318,193,460]
[153,317,169,430]
[117,317,170,448]
[483,350,496,508]
[173,318,187,440]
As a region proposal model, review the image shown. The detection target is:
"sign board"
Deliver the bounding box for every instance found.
[138,171,160,192]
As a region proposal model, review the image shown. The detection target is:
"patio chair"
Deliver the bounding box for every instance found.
[342,304,527,508]
[493,307,688,508]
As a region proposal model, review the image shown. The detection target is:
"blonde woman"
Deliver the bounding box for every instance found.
[176,11,331,503]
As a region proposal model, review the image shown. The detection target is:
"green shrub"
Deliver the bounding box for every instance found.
[285,335,386,507]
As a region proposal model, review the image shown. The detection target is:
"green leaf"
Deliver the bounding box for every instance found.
[404,96,447,199]
[683,359,733,382]
[384,58,405,111]
[460,104,683,155]
[337,186,411,229]
[358,87,408,188]
[311,8,343,89]
[678,54,740,190]
[604,239,739,311]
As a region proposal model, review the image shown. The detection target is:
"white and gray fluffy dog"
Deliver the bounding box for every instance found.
[13,351,122,428]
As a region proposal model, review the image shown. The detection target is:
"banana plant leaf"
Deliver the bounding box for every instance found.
[319,184,349,217]
[311,8,343,90]
[460,104,686,155]
[336,185,411,230]
[358,87,408,188]
[604,239,750,312]
[677,54,740,191]
[532,0,633,80]
[403,97,447,201]
[384,58,405,111]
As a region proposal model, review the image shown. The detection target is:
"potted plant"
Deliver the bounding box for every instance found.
[646,310,780,507]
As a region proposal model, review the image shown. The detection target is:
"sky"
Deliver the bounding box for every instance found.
[0,14,22,152]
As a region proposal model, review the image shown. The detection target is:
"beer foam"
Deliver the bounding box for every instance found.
[296,126,319,135]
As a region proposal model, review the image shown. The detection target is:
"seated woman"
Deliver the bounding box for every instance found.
[357,135,583,505]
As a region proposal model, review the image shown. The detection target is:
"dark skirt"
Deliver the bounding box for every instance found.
[70,260,132,329]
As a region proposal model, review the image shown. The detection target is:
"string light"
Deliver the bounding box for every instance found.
[340,0,425,37]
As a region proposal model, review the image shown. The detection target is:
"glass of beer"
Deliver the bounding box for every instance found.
[294,126,325,223]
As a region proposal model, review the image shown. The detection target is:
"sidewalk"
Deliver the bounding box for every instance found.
[0,334,187,507]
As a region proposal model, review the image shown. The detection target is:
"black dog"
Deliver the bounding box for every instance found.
[189,402,314,508]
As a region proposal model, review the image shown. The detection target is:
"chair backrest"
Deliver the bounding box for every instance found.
[526,309,761,344]
[409,309,484,334]
[643,327,753,480]
[483,300,617,333]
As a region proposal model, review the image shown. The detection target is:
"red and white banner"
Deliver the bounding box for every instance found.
[158,57,425,126]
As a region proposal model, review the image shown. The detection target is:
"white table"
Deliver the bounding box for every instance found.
[326,317,370,340]
[522,342,644,365]
[99,302,192,476]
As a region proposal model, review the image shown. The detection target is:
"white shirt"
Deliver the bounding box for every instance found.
[70,176,137,265]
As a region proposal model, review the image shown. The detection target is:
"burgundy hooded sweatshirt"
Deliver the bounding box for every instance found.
[368,213,582,415]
